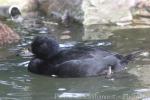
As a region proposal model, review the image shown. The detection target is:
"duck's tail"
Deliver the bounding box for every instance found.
[115,50,142,64]
[122,50,142,64]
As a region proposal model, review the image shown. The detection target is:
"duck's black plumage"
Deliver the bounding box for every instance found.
[28,35,134,77]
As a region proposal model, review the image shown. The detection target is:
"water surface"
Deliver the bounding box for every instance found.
[0,17,150,100]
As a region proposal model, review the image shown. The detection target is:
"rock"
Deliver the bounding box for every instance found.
[38,0,84,23]
[82,0,135,25]
[38,0,136,25]
[1,0,150,26]
[0,0,38,12]
[0,21,20,45]
[38,0,150,26]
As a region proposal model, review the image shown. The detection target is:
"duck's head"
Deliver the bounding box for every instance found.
[31,35,60,60]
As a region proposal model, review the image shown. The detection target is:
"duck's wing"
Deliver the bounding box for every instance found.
[51,46,113,64]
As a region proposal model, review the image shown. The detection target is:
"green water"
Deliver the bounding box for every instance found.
[0,17,150,100]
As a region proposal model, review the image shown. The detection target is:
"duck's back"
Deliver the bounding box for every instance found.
[49,46,114,66]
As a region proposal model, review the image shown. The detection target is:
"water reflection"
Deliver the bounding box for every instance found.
[25,72,141,100]
[0,16,150,100]
[83,25,114,40]
[111,28,150,52]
